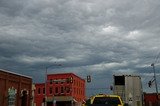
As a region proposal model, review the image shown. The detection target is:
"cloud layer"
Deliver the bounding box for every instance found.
[1,0,160,96]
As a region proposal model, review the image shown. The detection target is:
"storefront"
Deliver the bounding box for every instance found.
[35,73,86,106]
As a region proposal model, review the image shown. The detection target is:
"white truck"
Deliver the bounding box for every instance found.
[113,75,143,106]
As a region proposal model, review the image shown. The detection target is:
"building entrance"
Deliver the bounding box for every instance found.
[21,90,27,106]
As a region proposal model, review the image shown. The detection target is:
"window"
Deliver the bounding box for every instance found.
[66,87,70,93]
[66,78,69,84]
[55,87,58,94]
[61,87,64,93]
[93,97,121,105]
[43,88,45,94]
[114,76,125,85]
[49,87,52,94]
[38,88,41,94]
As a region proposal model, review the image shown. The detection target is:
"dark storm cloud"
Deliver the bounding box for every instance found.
[0,0,25,17]
[1,0,160,96]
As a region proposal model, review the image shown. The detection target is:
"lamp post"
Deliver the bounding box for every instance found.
[44,63,62,106]
[151,63,159,98]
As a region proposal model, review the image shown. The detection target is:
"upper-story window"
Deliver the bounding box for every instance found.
[49,87,52,94]
[43,88,45,94]
[66,78,69,84]
[66,86,70,93]
[61,87,64,94]
[55,87,58,94]
[38,88,41,94]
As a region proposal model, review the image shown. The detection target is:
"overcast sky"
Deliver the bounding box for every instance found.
[1,0,160,96]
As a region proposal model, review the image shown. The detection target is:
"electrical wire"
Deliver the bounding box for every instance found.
[154,51,160,64]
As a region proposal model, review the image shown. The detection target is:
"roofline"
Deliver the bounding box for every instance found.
[0,69,32,79]
[113,74,141,77]
[48,72,85,81]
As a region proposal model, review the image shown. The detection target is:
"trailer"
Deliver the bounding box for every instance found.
[113,75,143,106]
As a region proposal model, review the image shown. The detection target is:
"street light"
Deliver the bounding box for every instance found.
[151,63,159,98]
[44,63,62,106]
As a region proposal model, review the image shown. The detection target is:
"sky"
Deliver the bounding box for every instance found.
[1,0,160,97]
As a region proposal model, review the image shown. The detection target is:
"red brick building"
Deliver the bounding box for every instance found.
[34,73,86,106]
[0,69,32,106]
[144,93,160,106]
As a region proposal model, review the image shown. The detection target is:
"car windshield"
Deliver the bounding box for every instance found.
[93,97,121,105]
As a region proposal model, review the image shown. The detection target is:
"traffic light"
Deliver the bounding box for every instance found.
[148,81,152,87]
[87,75,91,83]
[69,77,73,83]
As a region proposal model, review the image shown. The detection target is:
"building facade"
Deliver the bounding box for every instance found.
[0,69,32,106]
[34,73,86,106]
[144,93,160,106]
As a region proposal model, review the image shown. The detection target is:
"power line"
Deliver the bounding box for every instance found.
[154,51,160,64]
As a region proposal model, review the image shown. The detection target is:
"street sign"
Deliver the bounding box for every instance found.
[53,79,66,83]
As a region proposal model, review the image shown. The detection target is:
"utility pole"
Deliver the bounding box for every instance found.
[151,63,159,98]
[44,63,62,106]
